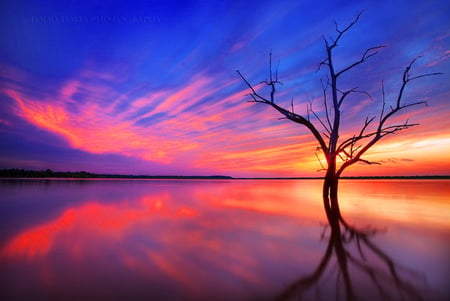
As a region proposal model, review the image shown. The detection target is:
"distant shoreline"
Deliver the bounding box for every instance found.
[233,175,450,180]
[0,169,232,180]
[1,169,449,180]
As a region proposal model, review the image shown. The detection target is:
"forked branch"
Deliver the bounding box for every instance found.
[236,64,330,158]
[336,46,386,78]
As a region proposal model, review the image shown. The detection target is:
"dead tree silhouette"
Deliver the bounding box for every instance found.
[237,12,441,220]
[275,206,428,301]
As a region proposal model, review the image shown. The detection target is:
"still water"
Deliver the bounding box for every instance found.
[0,179,448,301]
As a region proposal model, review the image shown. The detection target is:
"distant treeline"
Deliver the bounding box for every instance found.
[0,169,448,180]
[0,169,97,178]
[0,169,233,179]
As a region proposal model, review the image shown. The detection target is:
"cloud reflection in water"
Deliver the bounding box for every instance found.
[0,179,448,300]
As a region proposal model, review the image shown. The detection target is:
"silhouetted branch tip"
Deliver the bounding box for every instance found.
[359,158,381,165]
[336,45,386,78]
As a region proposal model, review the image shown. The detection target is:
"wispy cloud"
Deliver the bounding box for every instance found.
[1,0,449,176]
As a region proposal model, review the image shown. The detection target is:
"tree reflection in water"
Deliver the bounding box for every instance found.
[276,206,428,301]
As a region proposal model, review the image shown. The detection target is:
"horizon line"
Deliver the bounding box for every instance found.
[1,169,449,180]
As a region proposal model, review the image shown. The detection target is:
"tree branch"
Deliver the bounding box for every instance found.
[327,11,364,49]
[308,100,331,135]
[336,46,386,79]
[237,69,330,157]
[337,87,372,107]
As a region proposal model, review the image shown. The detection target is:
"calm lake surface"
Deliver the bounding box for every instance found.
[0,179,449,301]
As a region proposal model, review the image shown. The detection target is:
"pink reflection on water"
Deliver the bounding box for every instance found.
[0,179,449,300]
[1,209,76,259]
[1,192,190,259]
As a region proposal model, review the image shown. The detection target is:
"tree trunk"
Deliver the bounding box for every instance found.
[323,157,341,225]
[323,156,355,300]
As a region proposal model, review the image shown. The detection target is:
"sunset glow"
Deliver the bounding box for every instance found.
[1,0,449,176]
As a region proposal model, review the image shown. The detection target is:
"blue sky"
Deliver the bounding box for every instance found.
[1,0,449,176]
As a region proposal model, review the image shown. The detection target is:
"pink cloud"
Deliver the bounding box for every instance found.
[2,58,449,177]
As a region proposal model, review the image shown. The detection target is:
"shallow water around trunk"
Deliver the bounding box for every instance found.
[0,179,449,300]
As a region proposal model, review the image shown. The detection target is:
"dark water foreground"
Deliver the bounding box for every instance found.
[0,179,448,300]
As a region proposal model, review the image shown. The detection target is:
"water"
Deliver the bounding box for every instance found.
[0,179,449,300]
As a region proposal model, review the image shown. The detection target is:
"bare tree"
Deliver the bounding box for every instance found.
[237,12,441,220]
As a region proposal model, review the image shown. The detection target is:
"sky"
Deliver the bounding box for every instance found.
[0,0,449,177]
